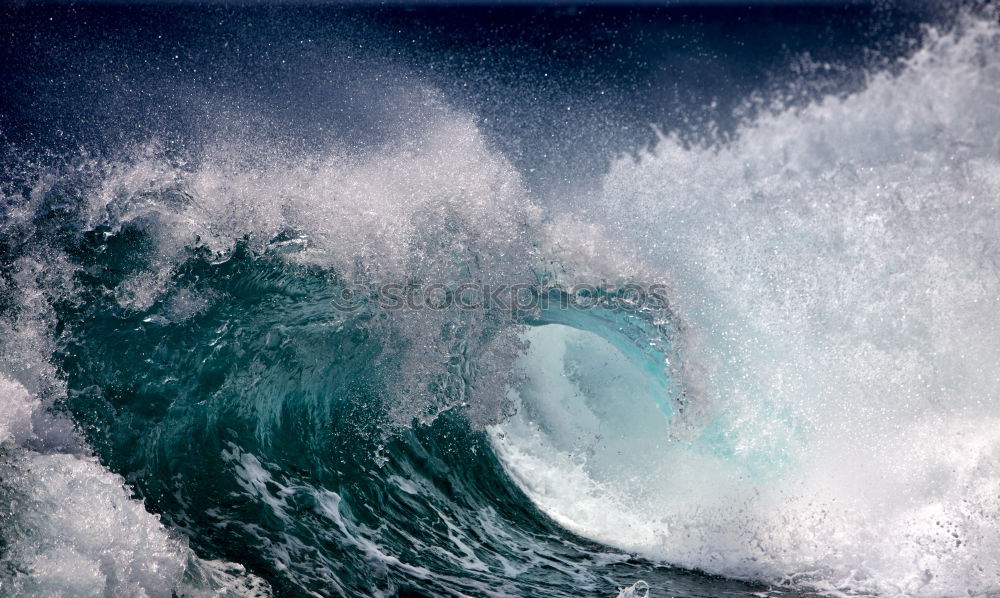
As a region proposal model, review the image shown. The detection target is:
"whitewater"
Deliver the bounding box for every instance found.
[2,5,1000,598]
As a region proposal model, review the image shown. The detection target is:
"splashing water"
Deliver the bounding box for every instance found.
[494,14,1000,597]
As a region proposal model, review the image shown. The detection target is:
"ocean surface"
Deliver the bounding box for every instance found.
[3,2,1000,597]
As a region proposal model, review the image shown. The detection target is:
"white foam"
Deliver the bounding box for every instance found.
[0,381,190,597]
[494,14,1000,597]
[94,112,539,292]
[0,375,37,445]
[615,580,650,598]
[3,451,189,598]
[0,374,270,597]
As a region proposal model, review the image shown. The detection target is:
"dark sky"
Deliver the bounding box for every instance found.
[1,2,951,197]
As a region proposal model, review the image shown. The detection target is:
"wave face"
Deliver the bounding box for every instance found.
[2,4,1000,598]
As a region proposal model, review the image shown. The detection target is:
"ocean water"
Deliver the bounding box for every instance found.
[2,3,1000,597]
